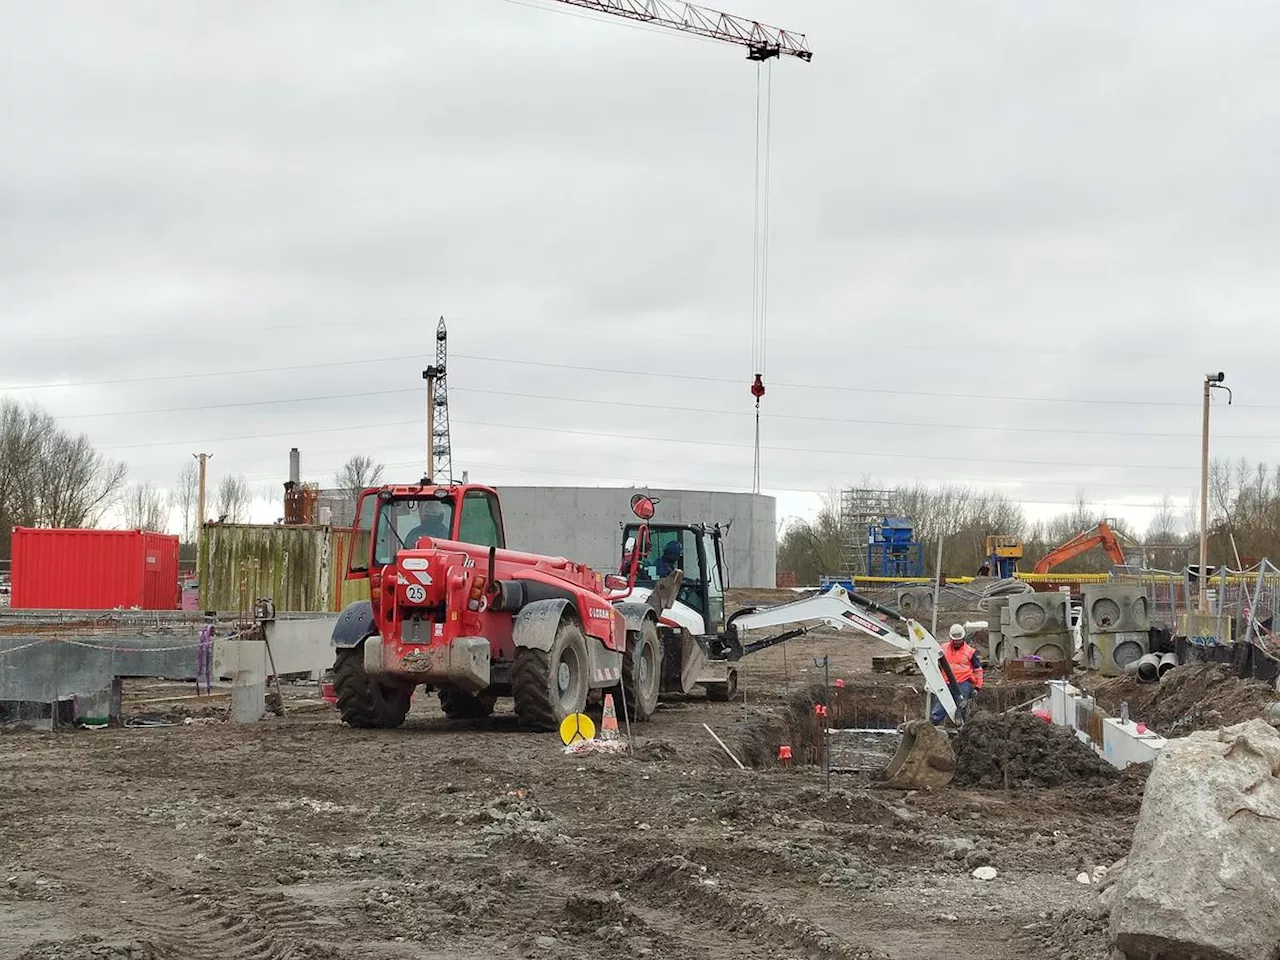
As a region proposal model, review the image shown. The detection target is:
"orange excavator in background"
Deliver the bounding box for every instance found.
[1033,520,1129,574]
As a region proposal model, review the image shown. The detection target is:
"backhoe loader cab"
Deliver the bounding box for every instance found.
[621,520,729,636]
[617,518,742,701]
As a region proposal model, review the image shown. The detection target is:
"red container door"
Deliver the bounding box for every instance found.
[140,532,181,609]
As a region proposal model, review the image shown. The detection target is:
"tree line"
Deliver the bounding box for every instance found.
[777,461,1280,583]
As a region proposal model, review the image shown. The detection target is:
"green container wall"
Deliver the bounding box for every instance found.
[197,523,369,613]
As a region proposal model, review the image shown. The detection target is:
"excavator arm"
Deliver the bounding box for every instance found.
[1032,520,1128,574]
[725,586,964,722]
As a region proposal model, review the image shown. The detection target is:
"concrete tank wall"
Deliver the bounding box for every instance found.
[493,487,777,588]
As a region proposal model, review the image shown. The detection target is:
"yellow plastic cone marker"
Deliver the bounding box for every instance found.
[559,712,596,746]
[600,693,619,741]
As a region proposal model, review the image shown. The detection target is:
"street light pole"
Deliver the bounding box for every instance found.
[1198,372,1231,614]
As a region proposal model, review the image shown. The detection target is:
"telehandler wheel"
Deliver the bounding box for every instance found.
[512,618,589,732]
[705,668,738,703]
[616,618,661,723]
[437,685,497,720]
[333,645,413,729]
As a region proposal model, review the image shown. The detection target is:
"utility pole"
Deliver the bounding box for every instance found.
[194,453,211,540]
[1198,372,1231,613]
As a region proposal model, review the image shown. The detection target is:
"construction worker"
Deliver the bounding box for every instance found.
[402,500,451,548]
[930,623,984,724]
[656,539,684,579]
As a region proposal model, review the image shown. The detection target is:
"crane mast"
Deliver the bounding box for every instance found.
[548,0,812,61]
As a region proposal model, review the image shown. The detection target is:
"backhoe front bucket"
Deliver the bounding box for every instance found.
[874,719,956,791]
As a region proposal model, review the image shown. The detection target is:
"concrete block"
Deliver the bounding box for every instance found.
[1004,593,1069,638]
[1082,584,1150,633]
[1011,632,1073,661]
[1087,631,1148,677]
[1100,717,1167,769]
[231,677,268,723]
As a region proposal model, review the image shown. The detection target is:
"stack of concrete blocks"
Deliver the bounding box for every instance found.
[1082,584,1150,677]
[1003,592,1073,663]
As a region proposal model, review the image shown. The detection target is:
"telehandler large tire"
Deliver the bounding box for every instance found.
[333,645,413,729]
[512,618,589,731]
[438,685,497,720]
[615,618,661,723]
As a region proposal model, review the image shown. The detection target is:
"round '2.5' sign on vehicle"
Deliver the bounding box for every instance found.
[405,584,427,603]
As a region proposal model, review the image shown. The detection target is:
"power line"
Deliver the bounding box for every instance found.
[3,346,1237,409]
[0,353,432,392]
[61,376,1280,445]
[117,412,1208,492]
[12,343,1280,411]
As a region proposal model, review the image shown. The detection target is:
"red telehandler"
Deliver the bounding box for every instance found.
[331,481,665,731]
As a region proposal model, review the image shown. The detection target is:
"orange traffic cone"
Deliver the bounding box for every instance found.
[601,693,620,740]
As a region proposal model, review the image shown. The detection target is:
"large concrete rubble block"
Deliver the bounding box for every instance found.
[1108,718,1280,960]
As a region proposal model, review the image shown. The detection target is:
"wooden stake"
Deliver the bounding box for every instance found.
[702,722,745,770]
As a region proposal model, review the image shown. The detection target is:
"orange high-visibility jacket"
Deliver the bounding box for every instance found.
[941,642,984,689]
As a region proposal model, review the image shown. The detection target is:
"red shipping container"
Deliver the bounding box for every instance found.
[10,528,181,610]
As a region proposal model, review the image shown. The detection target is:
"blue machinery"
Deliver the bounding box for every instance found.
[819,515,925,591]
[868,516,924,578]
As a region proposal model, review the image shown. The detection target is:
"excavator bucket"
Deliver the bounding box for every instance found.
[875,719,957,791]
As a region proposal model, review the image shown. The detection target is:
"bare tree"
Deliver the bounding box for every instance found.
[335,454,385,498]
[214,474,253,523]
[122,481,170,532]
[1145,493,1181,542]
[0,399,127,557]
[170,460,200,543]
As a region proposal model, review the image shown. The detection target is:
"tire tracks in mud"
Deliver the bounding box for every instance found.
[493,828,894,960]
[15,842,344,960]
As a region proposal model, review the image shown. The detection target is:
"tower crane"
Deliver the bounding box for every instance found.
[545,0,812,61]
[541,0,812,492]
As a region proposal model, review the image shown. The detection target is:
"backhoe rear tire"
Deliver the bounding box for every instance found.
[512,618,589,732]
[615,619,661,723]
[333,645,413,729]
[438,685,497,720]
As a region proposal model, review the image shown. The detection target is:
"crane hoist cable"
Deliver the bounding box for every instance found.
[750,57,773,495]
[524,0,812,494]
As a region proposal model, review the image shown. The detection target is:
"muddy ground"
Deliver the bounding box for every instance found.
[0,591,1169,960]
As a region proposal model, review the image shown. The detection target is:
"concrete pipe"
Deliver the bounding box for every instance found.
[1124,653,1161,684]
[1157,652,1178,678]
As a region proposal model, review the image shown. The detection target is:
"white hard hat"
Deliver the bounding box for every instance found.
[948,623,966,641]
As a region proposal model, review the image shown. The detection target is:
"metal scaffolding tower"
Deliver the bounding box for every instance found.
[838,487,896,578]
[422,317,453,482]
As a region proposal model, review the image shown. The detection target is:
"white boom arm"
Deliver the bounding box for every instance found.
[729,585,960,721]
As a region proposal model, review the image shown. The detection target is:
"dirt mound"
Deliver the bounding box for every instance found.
[733,684,828,768]
[953,713,1119,789]
[1090,663,1280,737]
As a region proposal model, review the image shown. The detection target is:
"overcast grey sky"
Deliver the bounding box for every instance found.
[3,0,1280,533]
